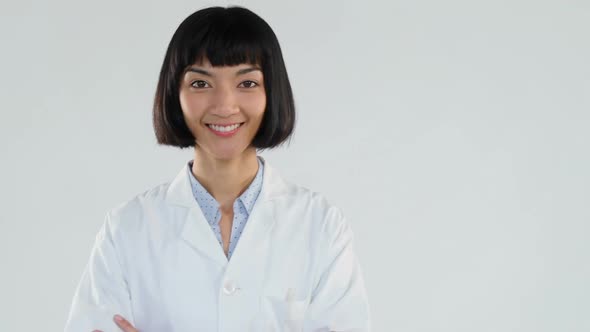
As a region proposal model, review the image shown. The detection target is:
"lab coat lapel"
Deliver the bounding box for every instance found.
[228,199,275,264]
[180,207,228,266]
[164,157,289,267]
[228,157,289,266]
[166,162,228,267]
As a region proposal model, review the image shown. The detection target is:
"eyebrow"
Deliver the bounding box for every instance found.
[185,66,262,77]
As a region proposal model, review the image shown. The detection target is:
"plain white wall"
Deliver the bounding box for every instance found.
[1,0,589,331]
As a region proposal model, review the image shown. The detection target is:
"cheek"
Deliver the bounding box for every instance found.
[179,93,207,121]
[242,93,266,118]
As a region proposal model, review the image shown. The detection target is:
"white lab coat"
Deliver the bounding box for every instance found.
[65,157,371,332]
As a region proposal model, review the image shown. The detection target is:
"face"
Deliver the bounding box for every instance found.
[179,58,266,161]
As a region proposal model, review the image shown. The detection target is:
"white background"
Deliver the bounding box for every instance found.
[1,0,589,331]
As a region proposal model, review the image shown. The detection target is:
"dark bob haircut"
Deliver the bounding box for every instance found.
[153,6,296,150]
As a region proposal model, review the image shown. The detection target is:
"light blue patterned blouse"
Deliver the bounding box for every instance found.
[186,156,264,260]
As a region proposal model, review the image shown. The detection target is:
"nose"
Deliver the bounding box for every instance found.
[210,85,239,118]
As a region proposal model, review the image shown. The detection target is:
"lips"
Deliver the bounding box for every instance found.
[206,122,244,137]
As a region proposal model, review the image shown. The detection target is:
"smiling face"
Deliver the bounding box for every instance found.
[178,58,266,161]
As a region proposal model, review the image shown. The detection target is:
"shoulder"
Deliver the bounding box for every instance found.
[104,181,172,233]
[284,180,338,211]
[275,176,348,233]
[266,163,333,210]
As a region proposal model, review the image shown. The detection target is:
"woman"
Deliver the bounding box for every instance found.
[65,6,370,332]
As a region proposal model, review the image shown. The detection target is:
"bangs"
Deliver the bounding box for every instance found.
[191,29,264,67]
[174,8,268,69]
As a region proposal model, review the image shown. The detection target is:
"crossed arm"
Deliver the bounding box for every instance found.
[93,315,136,332]
[96,315,343,332]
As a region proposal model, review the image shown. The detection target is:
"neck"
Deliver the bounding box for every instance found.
[191,147,259,210]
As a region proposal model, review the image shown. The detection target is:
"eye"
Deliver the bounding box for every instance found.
[239,80,259,88]
[190,80,210,89]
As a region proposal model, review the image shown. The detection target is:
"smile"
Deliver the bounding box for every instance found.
[206,122,244,137]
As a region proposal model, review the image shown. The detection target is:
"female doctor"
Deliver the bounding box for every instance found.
[65,6,370,332]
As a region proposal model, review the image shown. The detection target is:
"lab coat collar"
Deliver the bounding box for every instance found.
[165,155,289,266]
[165,155,288,208]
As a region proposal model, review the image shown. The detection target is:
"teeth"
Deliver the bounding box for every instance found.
[208,123,242,132]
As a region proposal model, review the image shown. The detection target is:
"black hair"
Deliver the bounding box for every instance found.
[153,6,295,149]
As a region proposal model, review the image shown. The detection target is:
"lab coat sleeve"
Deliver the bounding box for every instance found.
[64,211,135,332]
[304,206,371,332]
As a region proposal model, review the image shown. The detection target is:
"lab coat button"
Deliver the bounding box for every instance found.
[223,279,237,295]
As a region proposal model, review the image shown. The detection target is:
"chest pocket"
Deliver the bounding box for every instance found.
[258,288,309,331]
